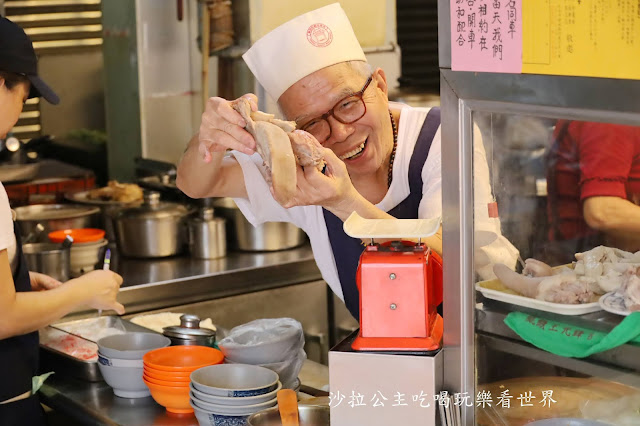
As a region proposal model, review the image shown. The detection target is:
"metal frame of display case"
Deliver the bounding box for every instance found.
[438,3,640,425]
[440,70,640,424]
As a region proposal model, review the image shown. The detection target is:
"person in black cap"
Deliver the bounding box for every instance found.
[0,16,125,425]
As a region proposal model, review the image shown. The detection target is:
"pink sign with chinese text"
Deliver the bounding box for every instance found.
[451,0,522,73]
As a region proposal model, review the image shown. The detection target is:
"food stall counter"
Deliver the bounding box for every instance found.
[40,360,329,426]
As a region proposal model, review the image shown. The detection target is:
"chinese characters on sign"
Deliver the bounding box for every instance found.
[329,389,558,409]
[525,315,595,341]
[521,0,640,80]
[451,0,523,72]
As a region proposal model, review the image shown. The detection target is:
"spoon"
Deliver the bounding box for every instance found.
[277,389,299,426]
[61,235,74,250]
[23,223,45,244]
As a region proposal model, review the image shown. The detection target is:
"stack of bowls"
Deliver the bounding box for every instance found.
[143,345,224,414]
[218,319,305,389]
[97,332,171,398]
[190,364,281,426]
[48,228,108,276]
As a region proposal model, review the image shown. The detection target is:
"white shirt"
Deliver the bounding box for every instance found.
[231,104,518,300]
[0,182,17,270]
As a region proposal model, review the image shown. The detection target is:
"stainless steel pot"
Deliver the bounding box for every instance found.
[212,198,307,252]
[248,404,329,426]
[187,207,226,259]
[162,314,216,347]
[22,243,70,281]
[113,192,190,258]
[14,204,100,243]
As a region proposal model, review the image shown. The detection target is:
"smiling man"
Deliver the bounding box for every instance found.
[177,3,518,319]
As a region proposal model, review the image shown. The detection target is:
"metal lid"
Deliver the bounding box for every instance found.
[162,314,216,340]
[117,191,189,220]
[14,204,100,220]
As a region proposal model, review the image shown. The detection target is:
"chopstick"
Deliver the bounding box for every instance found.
[98,249,111,317]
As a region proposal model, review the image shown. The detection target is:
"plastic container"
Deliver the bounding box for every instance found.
[48,228,105,243]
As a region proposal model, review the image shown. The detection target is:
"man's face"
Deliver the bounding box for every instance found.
[278,63,393,181]
[0,78,29,139]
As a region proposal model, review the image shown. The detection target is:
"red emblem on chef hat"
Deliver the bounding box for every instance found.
[306,23,333,47]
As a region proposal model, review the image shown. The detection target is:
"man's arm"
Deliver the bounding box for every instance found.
[584,196,640,248]
[177,94,260,199]
[176,134,248,199]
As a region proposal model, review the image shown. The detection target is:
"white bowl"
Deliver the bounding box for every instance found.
[98,352,143,369]
[218,318,304,364]
[224,347,305,387]
[97,332,171,360]
[70,238,108,276]
[189,381,282,406]
[190,364,279,397]
[97,363,149,399]
[192,403,250,426]
[190,395,277,415]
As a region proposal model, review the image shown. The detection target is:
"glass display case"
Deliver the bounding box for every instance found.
[438,48,640,426]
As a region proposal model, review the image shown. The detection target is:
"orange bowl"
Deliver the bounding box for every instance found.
[143,378,192,414]
[48,228,105,244]
[143,346,223,372]
[143,373,190,387]
[144,366,191,381]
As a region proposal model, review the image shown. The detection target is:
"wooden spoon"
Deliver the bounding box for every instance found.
[277,389,299,426]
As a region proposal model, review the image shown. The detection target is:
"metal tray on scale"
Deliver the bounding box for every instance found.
[39,316,156,382]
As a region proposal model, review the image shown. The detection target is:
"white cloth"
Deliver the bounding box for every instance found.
[0,182,17,268]
[242,3,366,101]
[231,104,518,300]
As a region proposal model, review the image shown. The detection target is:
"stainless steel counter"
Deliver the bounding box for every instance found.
[41,245,327,424]
[40,360,329,426]
[91,244,321,315]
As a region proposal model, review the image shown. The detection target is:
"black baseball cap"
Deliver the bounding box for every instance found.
[0,16,59,104]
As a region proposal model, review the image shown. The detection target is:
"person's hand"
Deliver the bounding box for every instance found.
[71,270,125,315]
[275,147,358,211]
[199,93,258,162]
[29,271,62,291]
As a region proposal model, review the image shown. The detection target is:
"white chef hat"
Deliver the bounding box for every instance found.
[242,3,367,101]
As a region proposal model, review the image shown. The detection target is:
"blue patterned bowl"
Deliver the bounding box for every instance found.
[190,393,277,414]
[190,364,278,397]
[193,405,249,426]
[190,382,282,406]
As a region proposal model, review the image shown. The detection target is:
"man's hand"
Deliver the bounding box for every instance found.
[274,148,358,212]
[29,271,62,291]
[199,93,259,161]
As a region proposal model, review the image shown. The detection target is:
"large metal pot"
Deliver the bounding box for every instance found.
[22,243,70,281]
[113,192,190,258]
[14,204,100,243]
[212,198,306,252]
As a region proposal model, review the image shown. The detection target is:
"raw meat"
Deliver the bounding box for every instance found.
[288,130,326,172]
[40,328,99,361]
[493,246,640,305]
[232,99,326,204]
[522,258,554,277]
[493,264,595,304]
[233,98,297,204]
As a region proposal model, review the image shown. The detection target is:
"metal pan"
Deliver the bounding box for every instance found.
[39,316,155,382]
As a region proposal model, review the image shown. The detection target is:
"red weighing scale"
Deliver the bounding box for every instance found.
[343,212,443,352]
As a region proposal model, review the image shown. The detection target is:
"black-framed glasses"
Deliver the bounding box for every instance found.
[298,75,373,143]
